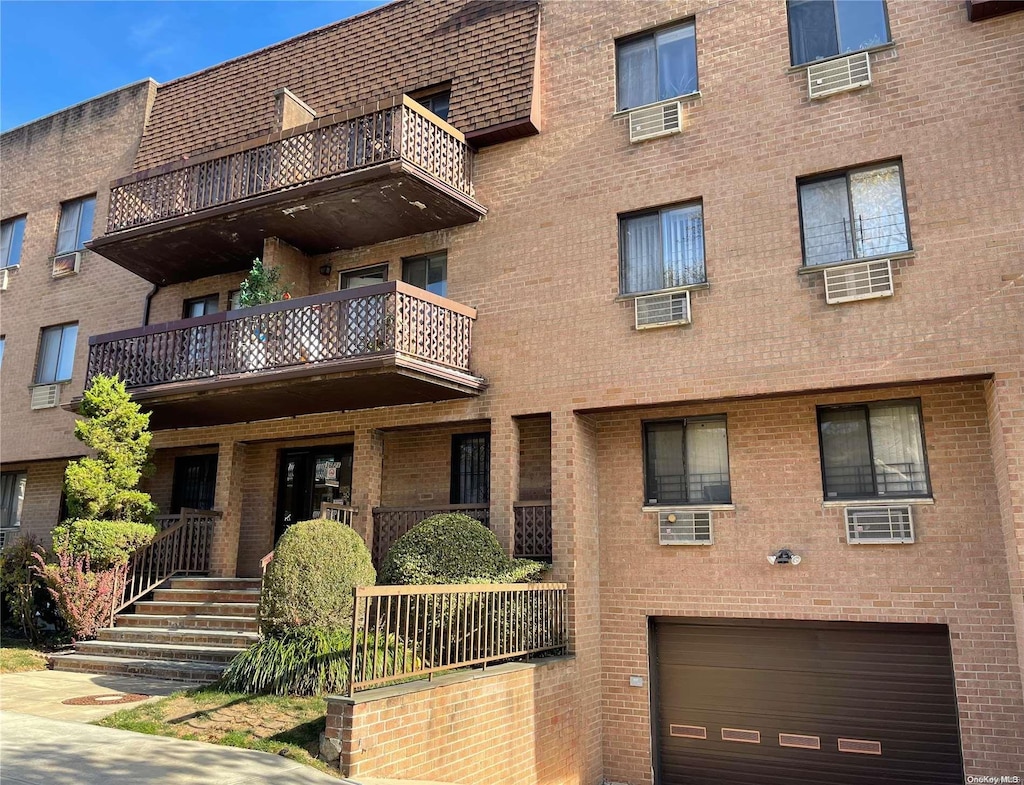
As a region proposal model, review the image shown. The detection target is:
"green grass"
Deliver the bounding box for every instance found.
[97,689,337,777]
[0,640,49,673]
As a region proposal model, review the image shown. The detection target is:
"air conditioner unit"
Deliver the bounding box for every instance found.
[52,251,81,279]
[628,101,682,143]
[658,510,713,545]
[823,258,893,304]
[0,269,8,291]
[30,384,60,410]
[807,51,872,99]
[845,506,914,544]
[635,291,690,330]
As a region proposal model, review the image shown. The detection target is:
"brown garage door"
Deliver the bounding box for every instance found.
[653,618,963,785]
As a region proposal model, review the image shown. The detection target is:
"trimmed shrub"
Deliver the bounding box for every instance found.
[378,513,546,585]
[258,519,375,635]
[51,519,156,569]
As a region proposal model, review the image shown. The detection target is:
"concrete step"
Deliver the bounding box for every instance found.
[151,588,261,604]
[167,577,262,591]
[49,653,225,684]
[98,626,260,648]
[132,600,258,618]
[115,613,259,632]
[76,640,244,664]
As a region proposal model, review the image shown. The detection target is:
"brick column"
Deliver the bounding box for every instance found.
[351,427,384,557]
[210,440,247,578]
[986,372,1024,701]
[489,416,519,556]
[549,409,603,785]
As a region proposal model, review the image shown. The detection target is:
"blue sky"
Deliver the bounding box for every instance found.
[0,1,387,131]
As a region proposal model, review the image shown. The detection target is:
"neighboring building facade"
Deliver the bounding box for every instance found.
[2,1,1023,782]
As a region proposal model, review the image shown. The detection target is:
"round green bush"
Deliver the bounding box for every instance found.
[379,513,545,585]
[258,519,375,635]
[51,519,156,569]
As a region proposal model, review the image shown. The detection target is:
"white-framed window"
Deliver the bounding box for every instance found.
[0,471,27,530]
[616,20,698,111]
[620,201,705,295]
[798,162,910,267]
[788,0,891,66]
[36,323,78,384]
[339,263,388,291]
[644,417,731,505]
[818,399,930,499]
[56,195,96,255]
[183,293,220,318]
[1,216,26,268]
[416,90,450,121]
[402,252,447,297]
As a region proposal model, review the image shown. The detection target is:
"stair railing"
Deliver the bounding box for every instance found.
[259,503,358,576]
[110,508,220,624]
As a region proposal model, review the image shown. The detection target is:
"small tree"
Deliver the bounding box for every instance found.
[238,257,290,307]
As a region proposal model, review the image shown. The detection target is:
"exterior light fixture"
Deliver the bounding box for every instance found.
[767,548,801,565]
[319,263,333,277]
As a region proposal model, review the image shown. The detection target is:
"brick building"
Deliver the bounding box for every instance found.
[2,1,1022,783]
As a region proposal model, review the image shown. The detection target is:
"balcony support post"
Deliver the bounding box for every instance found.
[210,441,248,578]
[352,427,385,558]
[488,416,519,558]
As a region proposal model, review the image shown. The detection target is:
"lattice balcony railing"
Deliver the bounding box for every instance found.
[106,96,474,233]
[85,282,476,390]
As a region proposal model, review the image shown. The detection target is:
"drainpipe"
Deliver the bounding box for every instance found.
[142,283,160,326]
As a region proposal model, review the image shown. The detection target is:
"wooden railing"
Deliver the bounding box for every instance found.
[371,504,490,565]
[106,95,474,233]
[513,501,553,562]
[111,509,219,621]
[348,582,568,694]
[85,282,476,390]
[261,502,358,574]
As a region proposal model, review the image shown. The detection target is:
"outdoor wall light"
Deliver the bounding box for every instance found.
[319,263,333,277]
[767,548,801,566]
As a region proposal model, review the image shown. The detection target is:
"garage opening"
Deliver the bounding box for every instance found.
[651,618,963,785]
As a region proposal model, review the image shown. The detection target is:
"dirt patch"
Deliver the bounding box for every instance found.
[62,694,149,706]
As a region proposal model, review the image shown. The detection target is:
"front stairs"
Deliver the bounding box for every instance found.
[49,577,260,684]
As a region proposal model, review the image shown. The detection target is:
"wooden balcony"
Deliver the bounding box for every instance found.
[78,282,485,429]
[89,96,485,285]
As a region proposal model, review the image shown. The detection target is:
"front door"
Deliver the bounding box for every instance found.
[275,445,353,542]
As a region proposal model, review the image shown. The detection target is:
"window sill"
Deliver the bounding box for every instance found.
[822,498,933,508]
[797,250,915,275]
[643,504,735,513]
[616,281,710,302]
[787,42,897,74]
[613,92,701,118]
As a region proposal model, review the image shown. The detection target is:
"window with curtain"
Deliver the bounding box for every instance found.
[788,0,891,66]
[644,417,730,505]
[620,202,705,294]
[403,252,447,297]
[818,400,930,499]
[1,472,27,529]
[56,196,95,255]
[35,323,78,384]
[616,21,698,111]
[1,216,26,268]
[799,162,909,267]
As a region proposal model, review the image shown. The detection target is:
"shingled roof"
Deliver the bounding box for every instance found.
[133,0,539,172]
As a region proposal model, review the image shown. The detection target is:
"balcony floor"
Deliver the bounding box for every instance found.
[89,162,485,285]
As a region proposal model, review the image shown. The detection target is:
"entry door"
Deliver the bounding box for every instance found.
[275,445,353,542]
[652,618,963,785]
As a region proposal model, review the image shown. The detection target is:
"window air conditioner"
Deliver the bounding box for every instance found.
[823,258,893,304]
[845,505,914,544]
[628,101,682,143]
[30,384,60,410]
[0,269,8,291]
[658,509,713,545]
[807,51,872,100]
[635,291,691,330]
[52,251,81,279]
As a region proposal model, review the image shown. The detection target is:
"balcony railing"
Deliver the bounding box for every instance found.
[372,504,490,565]
[85,282,476,391]
[513,501,552,562]
[106,95,473,234]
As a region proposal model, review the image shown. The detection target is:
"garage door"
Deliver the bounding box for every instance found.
[652,619,963,785]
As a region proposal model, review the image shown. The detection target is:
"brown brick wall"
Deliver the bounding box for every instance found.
[517,414,551,502]
[380,422,488,507]
[326,659,581,784]
[1,459,67,546]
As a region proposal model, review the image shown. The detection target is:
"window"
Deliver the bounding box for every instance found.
[0,336,5,368]
[340,264,388,290]
[228,289,242,310]
[616,21,698,111]
[171,455,219,513]
[620,202,705,295]
[1,472,27,529]
[788,0,891,66]
[183,294,220,318]
[36,323,78,384]
[56,195,95,254]
[798,162,909,267]
[403,252,447,297]
[1,216,26,268]
[644,417,731,505]
[818,400,930,499]
[417,90,451,121]
[451,433,490,505]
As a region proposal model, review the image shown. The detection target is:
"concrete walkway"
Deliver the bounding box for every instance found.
[0,711,353,785]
